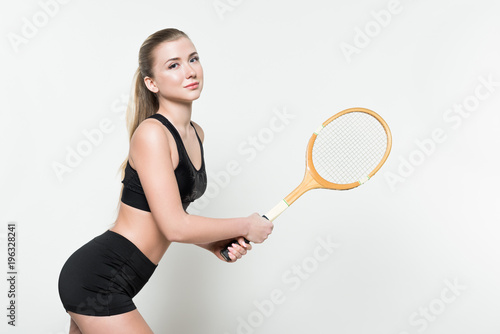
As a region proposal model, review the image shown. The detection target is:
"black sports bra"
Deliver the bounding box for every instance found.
[121,113,207,212]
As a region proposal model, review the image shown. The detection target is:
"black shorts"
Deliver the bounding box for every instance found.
[58,230,157,316]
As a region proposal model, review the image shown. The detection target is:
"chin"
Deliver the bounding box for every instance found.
[164,90,203,104]
[188,88,204,101]
[185,91,202,102]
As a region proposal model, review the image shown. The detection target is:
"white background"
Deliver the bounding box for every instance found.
[1,0,499,333]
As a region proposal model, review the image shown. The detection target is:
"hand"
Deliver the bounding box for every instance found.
[245,213,273,244]
[214,237,252,262]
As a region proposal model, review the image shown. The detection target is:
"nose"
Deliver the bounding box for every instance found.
[185,62,196,79]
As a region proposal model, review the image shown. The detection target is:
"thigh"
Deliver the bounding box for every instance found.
[69,318,82,334]
[69,309,153,334]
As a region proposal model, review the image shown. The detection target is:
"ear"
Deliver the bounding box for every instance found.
[144,76,159,93]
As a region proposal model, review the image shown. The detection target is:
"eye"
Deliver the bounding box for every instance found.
[168,63,179,69]
[190,56,200,63]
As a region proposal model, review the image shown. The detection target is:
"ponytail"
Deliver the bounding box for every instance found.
[116,68,159,184]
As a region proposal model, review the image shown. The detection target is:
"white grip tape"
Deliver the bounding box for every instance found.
[314,124,324,135]
[265,200,289,222]
[358,175,370,185]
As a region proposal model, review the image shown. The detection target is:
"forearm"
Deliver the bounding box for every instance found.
[164,213,249,244]
[195,242,214,252]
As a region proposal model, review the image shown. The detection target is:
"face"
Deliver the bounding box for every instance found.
[144,37,203,103]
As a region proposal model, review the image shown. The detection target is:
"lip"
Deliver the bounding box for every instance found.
[184,82,199,89]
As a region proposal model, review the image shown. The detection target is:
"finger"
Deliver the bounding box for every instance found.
[237,237,251,250]
[234,244,248,257]
[234,242,249,255]
[228,246,239,259]
[227,249,236,261]
[244,242,252,251]
[228,246,244,259]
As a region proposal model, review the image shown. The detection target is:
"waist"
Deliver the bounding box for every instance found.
[96,230,158,269]
[111,208,171,265]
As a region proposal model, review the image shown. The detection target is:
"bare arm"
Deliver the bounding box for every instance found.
[131,119,272,245]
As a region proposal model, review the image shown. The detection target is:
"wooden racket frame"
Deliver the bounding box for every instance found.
[265,107,392,221]
[221,107,392,261]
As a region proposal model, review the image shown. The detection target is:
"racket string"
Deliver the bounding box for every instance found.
[312,112,388,184]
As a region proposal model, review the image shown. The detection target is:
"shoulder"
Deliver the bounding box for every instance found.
[132,117,169,146]
[191,120,204,143]
[129,117,172,163]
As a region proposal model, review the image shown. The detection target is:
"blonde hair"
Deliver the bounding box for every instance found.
[114,28,190,213]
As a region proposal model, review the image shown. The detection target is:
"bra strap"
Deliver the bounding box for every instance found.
[148,113,184,154]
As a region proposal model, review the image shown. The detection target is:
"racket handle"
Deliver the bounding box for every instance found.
[220,238,250,261]
[220,215,269,262]
[264,200,289,222]
[220,200,289,261]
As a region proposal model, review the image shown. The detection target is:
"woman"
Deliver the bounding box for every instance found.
[58,28,273,334]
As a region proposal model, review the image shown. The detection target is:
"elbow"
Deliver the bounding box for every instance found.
[164,230,184,243]
[159,213,190,243]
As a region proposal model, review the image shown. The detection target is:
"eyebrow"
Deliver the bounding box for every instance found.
[164,52,198,65]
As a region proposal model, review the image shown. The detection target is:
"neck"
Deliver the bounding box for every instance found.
[156,98,193,134]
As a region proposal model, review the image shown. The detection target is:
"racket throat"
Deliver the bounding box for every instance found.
[284,171,321,206]
[265,172,321,221]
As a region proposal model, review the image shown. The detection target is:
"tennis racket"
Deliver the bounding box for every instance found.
[220,107,392,261]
